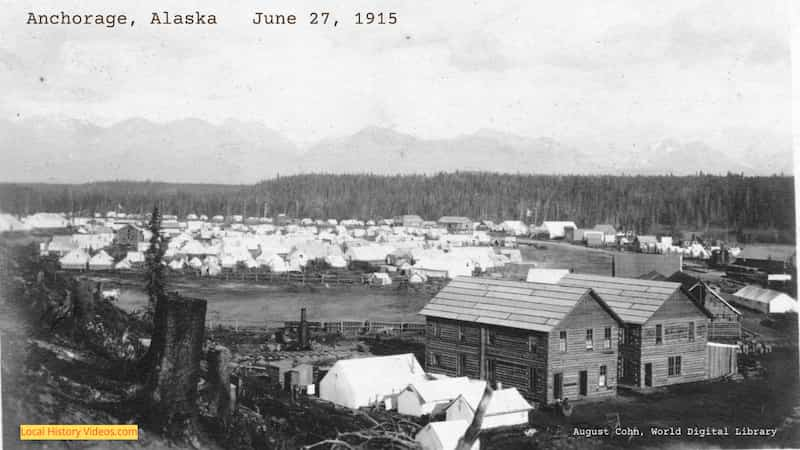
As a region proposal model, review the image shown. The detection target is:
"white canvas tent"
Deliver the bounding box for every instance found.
[542,221,577,239]
[445,387,531,430]
[60,249,90,270]
[397,377,470,417]
[88,250,114,271]
[732,285,797,314]
[526,268,570,284]
[415,420,479,450]
[319,354,426,409]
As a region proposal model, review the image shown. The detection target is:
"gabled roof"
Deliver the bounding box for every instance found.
[667,271,741,316]
[733,285,796,304]
[558,273,711,324]
[450,386,533,417]
[419,277,620,333]
[406,377,471,403]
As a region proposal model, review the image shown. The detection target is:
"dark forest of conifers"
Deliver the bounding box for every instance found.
[0,173,795,240]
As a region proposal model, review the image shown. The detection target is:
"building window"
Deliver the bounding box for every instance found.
[458,325,466,343]
[668,356,682,376]
[585,329,594,350]
[655,324,663,345]
[529,367,537,392]
[487,329,496,345]
[620,327,626,344]
[528,336,537,353]
[430,353,441,368]
[604,327,612,349]
[432,322,441,338]
[559,331,567,352]
[688,322,695,342]
[599,365,607,387]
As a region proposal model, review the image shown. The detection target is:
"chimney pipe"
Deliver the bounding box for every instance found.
[299,308,309,350]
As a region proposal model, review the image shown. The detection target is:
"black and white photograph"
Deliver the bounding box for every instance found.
[0,0,798,448]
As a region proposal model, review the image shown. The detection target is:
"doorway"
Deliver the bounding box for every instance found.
[553,373,563,400]
[579,370,588,396]
[644,363,652,387]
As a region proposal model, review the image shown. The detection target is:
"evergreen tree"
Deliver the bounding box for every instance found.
[144,204,168,313]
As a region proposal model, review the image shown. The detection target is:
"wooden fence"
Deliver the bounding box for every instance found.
[206,316,426,337]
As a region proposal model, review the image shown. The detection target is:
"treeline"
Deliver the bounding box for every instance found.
[0,173,794,236]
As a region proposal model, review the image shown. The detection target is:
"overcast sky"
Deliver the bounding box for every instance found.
[0,0,791,149]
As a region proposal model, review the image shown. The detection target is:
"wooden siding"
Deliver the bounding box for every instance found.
[706,343,739,379]
[640,291,709,387]
[546,294,619,404]
[704,294,742,342]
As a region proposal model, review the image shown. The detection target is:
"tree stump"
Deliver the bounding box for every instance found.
[207,345,234,428]
[144,294,207,441]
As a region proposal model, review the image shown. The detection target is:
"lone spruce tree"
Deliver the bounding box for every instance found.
[144,204,167,316]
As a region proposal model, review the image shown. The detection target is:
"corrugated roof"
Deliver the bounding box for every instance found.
[558,273,682,324]
[418,276,593,332]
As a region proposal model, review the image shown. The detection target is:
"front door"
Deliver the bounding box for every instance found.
[553,373,563,400]
[644,363,652,387]
[579,370,588,396]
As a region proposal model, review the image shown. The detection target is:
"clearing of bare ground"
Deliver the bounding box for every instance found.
[102,277,433,326]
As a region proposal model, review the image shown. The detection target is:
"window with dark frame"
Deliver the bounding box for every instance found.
[430,352,441,367]
[604,327,612,349]
[655,324,663,344]
[487,329,496,345]
[559,331,567,352]
[585,329,594,350]
[688,322,695,342]
[599,365,607,387]
[432,321,441,338]
[668,356,682,376]
[528,335,537,353]
[458,324,466,343]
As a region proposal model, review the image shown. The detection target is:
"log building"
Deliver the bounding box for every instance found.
[419,277,623,405]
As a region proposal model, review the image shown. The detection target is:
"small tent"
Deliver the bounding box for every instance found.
[445,387,532,430]
[397,377,471,417]
[59,249,90,270]
[415,420,479,450]
[89,250,114,271]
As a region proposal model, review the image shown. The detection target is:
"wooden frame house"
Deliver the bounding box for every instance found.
[419,277,623,405]
[558,273,713,389]
[667,271,742,343]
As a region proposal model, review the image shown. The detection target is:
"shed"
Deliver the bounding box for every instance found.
[445,387,532,430]
[319,354,427,409]
[397,377,471,417]
[731,286,797,314]
[415,420,479,450]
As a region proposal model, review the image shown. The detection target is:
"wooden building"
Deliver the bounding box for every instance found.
[114,224,145,249]
[419,277,623,405]
[558,273,713,389]
[437,216,473,234]
[667,271,742,343]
